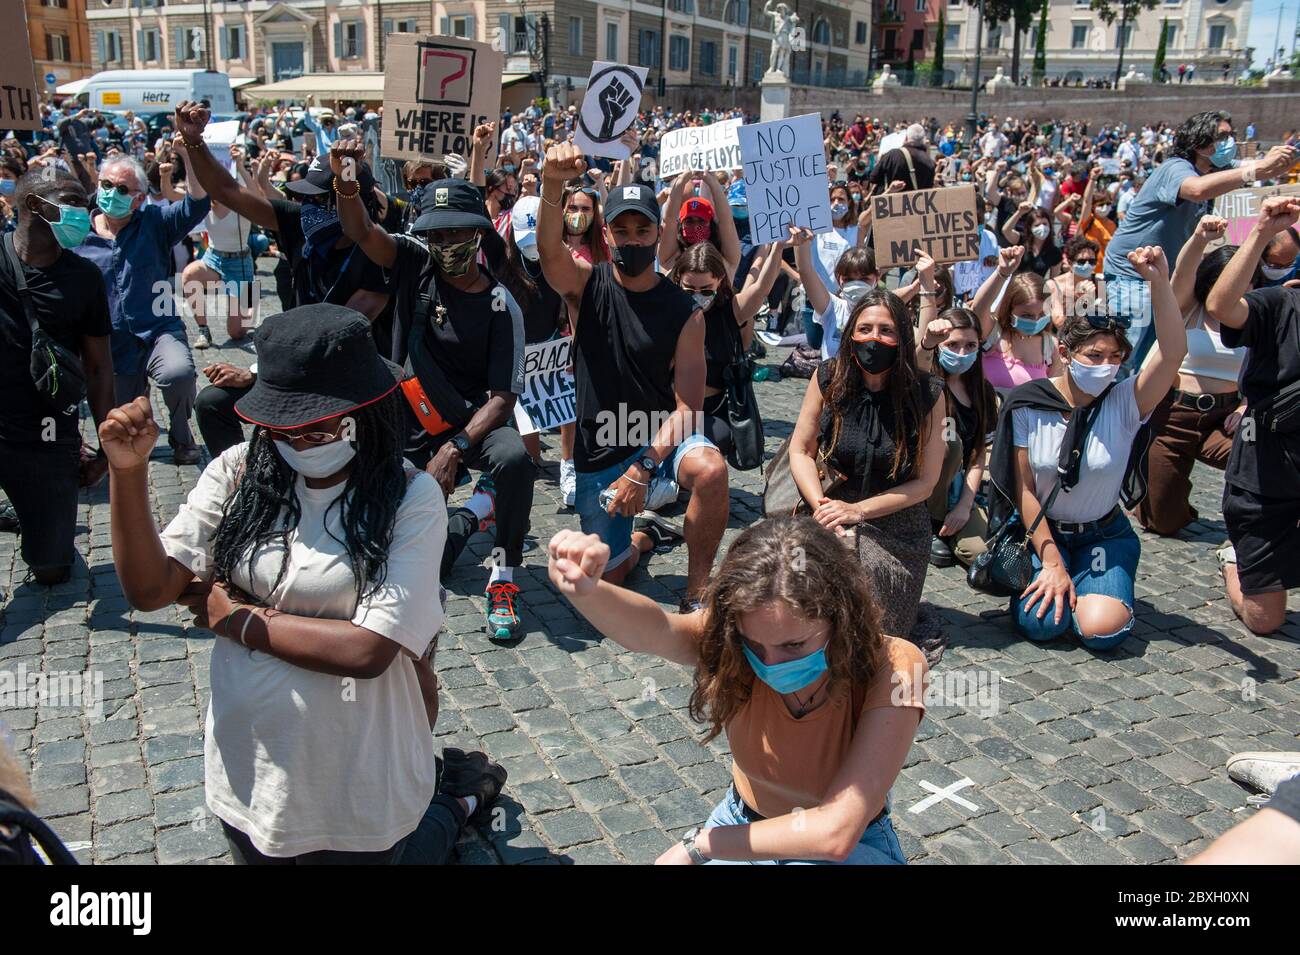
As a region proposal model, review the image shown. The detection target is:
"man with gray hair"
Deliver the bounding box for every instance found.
[73,148,211,465]
[870,121,936,194]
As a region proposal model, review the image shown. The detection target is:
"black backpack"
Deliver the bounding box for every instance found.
[0,787,78,865]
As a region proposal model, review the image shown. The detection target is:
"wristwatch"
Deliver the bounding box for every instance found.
[680,827,708,865]
[450,434,471,456]
[636,454,658,476]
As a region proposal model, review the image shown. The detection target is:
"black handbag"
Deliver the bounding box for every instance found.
[967,483,1062,596]
[4,234,85,417]
[722,322,764,471]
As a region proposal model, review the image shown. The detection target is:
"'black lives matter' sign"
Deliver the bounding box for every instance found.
[872,184,979,269]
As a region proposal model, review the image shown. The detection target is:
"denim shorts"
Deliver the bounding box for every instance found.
[701,785,906,865]
[1013,509,1140,649]
[201,247,256,285]
[575,433,716,569]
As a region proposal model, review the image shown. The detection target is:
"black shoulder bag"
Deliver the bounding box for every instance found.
[722,318,764,471]
[0,787,79,865]
[967,383,1114,597]
[4,234,85,417]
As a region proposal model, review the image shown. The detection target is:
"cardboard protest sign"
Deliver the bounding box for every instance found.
[511,337,576,435]
[878,131,904,155]
[1099,158,1121,176]
[1208,183,1300,248]
[658,119,743,177]
[737,113,831,246]
[573,62,647,160]
[202,119,241,174]
[872,183,979,269]
[0,6,40,131]
[381,34,503,165]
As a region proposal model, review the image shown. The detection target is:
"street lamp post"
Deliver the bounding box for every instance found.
[966,0,984,140]
[203,0,214,71]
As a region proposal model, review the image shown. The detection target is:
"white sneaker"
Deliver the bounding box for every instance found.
[193,330,211,350]
[560,458,576,507]
[645,475,680,511]
[1216,542,1236,568]
[1226,752,1300,796]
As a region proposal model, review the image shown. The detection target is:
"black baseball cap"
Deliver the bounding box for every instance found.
[411,178,493,232]
[603,183,660,225]
[234,305,403,430]
[284,152,376,198]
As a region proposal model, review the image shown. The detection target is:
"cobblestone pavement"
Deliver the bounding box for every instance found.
[5,263,1298,865]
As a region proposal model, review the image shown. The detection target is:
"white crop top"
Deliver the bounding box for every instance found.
[206,206,250,254]
[1179,305,1245,384]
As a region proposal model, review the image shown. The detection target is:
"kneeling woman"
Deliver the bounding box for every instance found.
[102,305,505,863]
[549,517,927,864]
[990,246,1186,649]
[789,288,946,659]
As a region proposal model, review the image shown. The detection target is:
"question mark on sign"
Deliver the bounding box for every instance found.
[424,50,470,100]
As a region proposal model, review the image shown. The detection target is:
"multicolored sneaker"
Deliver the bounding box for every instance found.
[472,475,497,534]
[485,581,521,639]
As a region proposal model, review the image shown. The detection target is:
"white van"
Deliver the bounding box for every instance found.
[82,69,236,118]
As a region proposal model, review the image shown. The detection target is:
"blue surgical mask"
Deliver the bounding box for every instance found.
[741,643,829,694]
[938,346,978,375]
[1211,136,1237,168]
[1012,314,1050,336]
[0,179,14,197]
[97,183,135,219]
[1069,358,1120,396]
[37,198,92,249]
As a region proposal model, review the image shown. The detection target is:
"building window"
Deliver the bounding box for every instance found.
[46,32,70,62]
[700,41,717,75]
[945,24,960,45]
[813,18,830,45]
[98,30,122,64]
[669,0,696,12]
[605,21,619,60]
[986,24,1002,48]
[140,28,161,63]
[638,29,661,68]
[43,0,69,8]
[669,34,690,71]
[915,0,926,10]
[1115,23,1132,47]
[856,21,868,45]
[497,15,536,53]
[223,25,245,61]
[911,27,924,50]
[724,0,750,26]
[883,28,898,54]
[1071,25,1089,48]
[175,27,203,62]
[751,47,764,83]
[1207,23,1226,48]
[569,16,582,55]
[1164,23,1179,46]
[1164,0,1180,4]
[336,19,366,58]
[443,16,475,39]
[728,43,738,80]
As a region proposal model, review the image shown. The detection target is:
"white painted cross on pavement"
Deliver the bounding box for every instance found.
[909,778,979,814]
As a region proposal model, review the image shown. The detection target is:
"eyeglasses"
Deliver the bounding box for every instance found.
[260,423,346,446]
[99,181,132,196]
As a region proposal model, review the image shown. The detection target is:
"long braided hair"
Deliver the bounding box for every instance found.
[210,392,408,611]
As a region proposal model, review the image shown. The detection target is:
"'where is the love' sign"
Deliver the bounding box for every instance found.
[381,34,502,165]
[737,113,831,246]
[872,184,980,268]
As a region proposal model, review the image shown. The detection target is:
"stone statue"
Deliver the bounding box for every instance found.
[873,63,899,89]
[987,65,1012,90]
[764,1,801,76]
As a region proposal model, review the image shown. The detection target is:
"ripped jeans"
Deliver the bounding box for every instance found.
[1012,509,1140,650]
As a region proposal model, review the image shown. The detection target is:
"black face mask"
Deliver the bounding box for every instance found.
[612,241,657,277]
[852,337,898,375]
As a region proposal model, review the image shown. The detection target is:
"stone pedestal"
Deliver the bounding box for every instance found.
[760,71,792,123]
[1117,68,1149,91]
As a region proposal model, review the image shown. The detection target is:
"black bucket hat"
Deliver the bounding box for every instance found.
[411,178,493,232]
[234,304,403,430]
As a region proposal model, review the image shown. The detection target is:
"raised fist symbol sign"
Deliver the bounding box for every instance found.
[597,77,634,141]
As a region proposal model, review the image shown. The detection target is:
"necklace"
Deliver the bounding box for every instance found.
[790,679,826,717]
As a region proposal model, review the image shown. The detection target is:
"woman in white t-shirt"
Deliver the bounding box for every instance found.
[1002,245,1186,649]
[99,304,507,863]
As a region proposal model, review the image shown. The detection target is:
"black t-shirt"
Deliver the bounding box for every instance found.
[0,246,111,445]
[817,363,943,501]
[703,297,739,391]
[1018,235,1063,276]
[519,257,563,344]
[947,382,997,468]
[574,262,697,472]
[270,198,390,309]
[870,145,936,192]
[1221,286,1300,497]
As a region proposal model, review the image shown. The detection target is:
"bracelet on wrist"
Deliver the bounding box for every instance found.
[237,608,255,648]
[622,473,649,488]
[333,178,361,199]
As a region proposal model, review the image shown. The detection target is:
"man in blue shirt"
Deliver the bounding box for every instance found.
[75,152,210,464]
[1103,110,1297,369]
[300,95,340,157]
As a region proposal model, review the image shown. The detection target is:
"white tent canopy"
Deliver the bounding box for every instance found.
[240,73,385,101]
[55,77,89,96]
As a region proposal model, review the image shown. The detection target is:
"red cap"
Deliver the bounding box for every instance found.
[680,196,715,223]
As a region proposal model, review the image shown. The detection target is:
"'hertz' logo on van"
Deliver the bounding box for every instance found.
[142,92,172,103]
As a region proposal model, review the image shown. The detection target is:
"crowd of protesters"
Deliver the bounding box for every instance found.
[1,89,1298,867]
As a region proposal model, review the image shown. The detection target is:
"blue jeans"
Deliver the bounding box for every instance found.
[575,434,716,569]
[801,306,824,351]
[1104,276,1152,374]
[1012,509,1140,650]
[702,786,906,865]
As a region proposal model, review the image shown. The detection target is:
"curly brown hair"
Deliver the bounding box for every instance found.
[689,516,888,742]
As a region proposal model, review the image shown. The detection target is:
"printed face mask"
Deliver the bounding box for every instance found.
[937,346,978,375]
[687,289,717,311]
[564,211,591,235]
[830,202,849,219]
[273,438,357,478]
[741,643,828,695]
[36,198,92,249]
[1069,357,1120,395]
[431,233,481,276]
[97,183,135,219]
[852,336,898,375]
[681,221,711,245]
